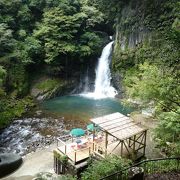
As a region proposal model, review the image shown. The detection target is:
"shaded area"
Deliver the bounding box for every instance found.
[0,153,22,178]
[130,113,162,159]
[1,144,57,180]
[145,172,180,180]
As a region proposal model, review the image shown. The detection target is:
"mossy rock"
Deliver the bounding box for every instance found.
[31,78,68,101]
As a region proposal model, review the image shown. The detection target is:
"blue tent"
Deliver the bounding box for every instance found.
[70,128,85,137]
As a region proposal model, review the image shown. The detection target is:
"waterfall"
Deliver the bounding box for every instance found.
[94,41,117,98]
[81,41,117,99]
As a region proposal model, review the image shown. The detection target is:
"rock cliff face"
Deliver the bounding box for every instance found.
[115,2,150,51]
[111,0,177,96]
[114,0,172,47]
[112,0,151,96]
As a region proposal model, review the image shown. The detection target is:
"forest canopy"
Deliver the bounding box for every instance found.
[0,0,110,127]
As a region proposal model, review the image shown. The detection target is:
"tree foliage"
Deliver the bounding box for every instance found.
[34,1,105,63]
[111,0,180,156]
[124,63,179,112]
[155,109,180,156]
[0,65,6,87]
[0,23,15,56]
[0,0,108,128]
[81,155,131,180]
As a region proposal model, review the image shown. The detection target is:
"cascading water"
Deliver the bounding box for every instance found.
[81,41,117,99]
[94,41,117,98]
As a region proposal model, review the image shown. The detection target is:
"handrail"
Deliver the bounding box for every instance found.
[75,145,92,152]
[57,137,67,146]
[101,157,180,180]
[74,146,91,163]
[127,157,180,169]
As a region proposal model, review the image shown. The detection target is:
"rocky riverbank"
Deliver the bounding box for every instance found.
[0,117,69,156]
[0,111,163,180]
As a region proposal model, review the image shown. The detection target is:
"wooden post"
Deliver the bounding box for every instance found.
[133,135,136,153]
[143,130,147,156]
[105,131,108,156]
[123,141,130,154]
[65,145,67,154]
[94,143,96,151]
[93,125,95,151]
[132,135,136,160]
[58,159,60,174]
[121,141,123,156]
[75,151,77,163]
[54,156,57,173]
[128,138,131,147]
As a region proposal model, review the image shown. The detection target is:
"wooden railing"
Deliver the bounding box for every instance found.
[57,137,67,154]
[74,146,92,163]
[57,135,72,145]
[101,157,180,180]
[94,143,113,158]
[57,137,92,164]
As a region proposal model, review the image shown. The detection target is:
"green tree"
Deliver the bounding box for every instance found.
[154,108,180,156]
[34,1,105,63]
[0,23,15,56]
[0,65,6,95]
[155,109,180,143]
[124,62,179,112]
[16,36,42,64]
[34,7,80,63]
[81,155,131,180]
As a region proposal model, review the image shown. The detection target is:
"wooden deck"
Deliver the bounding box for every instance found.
[58,143,93,164]
[56,135,136,164]
[57,137,104,164]
[55,112,147,165]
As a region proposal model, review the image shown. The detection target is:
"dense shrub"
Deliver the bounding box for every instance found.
[81,155,131,180]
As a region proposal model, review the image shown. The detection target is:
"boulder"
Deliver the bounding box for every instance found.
[128,167,144,180]
[0,153,23,178]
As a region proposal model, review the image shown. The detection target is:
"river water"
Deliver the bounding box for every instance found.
[0,96,132,156]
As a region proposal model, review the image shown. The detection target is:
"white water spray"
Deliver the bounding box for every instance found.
[81,41,117,99]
